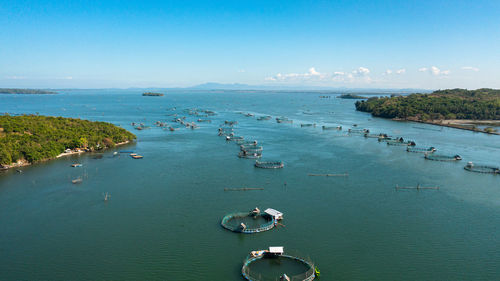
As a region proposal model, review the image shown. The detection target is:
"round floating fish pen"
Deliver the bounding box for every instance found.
[386,140,410,146]
[221,209,283,234]
[236,139,258,145]
[322,125,342,130]
[255,161,284,169]
[241,146,263,153]
[464,162,499,174]
[425,154,462,161]
[407,146,436,153]
[241,247,316,281]
[238,151,262,159]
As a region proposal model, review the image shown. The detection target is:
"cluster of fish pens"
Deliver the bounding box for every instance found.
[218,114,319,281]
[295,119,498,175]
[218,118,284,169]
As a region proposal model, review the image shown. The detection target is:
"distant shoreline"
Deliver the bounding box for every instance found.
[0,88,58,95]
[394,118,500,135]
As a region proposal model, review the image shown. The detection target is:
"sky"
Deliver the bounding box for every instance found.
[1,0,499,89]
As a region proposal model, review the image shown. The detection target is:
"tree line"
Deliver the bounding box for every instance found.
[355,88,500,121]
[0,115,136,165]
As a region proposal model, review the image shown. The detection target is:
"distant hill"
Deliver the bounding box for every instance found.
[187,82,431,93]
[0,88,58,94]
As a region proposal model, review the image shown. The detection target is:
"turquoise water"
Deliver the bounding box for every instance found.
[1,90,499,280]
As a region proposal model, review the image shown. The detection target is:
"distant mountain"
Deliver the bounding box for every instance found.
[188,82,431,93]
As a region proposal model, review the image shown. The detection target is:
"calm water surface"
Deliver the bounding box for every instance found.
[1,90,499,280]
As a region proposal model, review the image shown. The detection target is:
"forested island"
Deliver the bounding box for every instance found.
[142,92,164,96]
[0,115,136,169]
[355,88,500,134]
[0,88,58,94]
[338,94,368,99]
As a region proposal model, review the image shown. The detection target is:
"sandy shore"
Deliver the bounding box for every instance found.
[398,118,500,135]
[1,140,132,170]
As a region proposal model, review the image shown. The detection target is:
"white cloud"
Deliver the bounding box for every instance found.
[461,66,479,72]
[396,68,406,74]
[265,67,373,84]
[265,67,326,82]
[237,69,246,73]
[383,69,393,75]
[352,67,370,76]
[419,66,450,76]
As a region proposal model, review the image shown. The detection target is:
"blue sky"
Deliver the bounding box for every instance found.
[1,0,499,89]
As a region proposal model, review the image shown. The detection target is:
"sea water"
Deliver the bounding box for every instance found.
[0,90,499,280]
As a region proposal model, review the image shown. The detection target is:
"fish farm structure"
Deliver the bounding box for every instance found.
[238,151,262,159]
[407,146,436,153]
[424,154,462,161]
[464,162,500,174]
[255,161,284,169]
[221,208,283,234]
[322,125,342,130]
[241,247,316,281]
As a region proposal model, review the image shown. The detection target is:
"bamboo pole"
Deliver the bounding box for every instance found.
[224,187,264,191]
[308,173,348,177]
[395,184,439,190]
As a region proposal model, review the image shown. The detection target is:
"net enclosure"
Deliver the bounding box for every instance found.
[241,247,316,281]
[425,154,462,161]
[464,162,499,174]
[221,208,283,234]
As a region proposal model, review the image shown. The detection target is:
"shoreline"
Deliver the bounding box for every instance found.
[393,118,500,135]
[0,140,132,171]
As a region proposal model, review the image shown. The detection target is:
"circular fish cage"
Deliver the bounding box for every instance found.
[464,162,499,174]
[241,252,316,281]
[425,154,462,162]
[255,161,284,169]
[221,212,276,234]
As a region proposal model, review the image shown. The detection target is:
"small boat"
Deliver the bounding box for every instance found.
[255,160,284,169]
[131,155,143,159]
[72,178,83,184]
[71,163,82,167]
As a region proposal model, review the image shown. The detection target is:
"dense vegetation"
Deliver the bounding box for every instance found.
[0,115,136,165]
[0,88,58,94]
[338,94,368,99]
[355,88,500,120]
[142,92,164,96]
